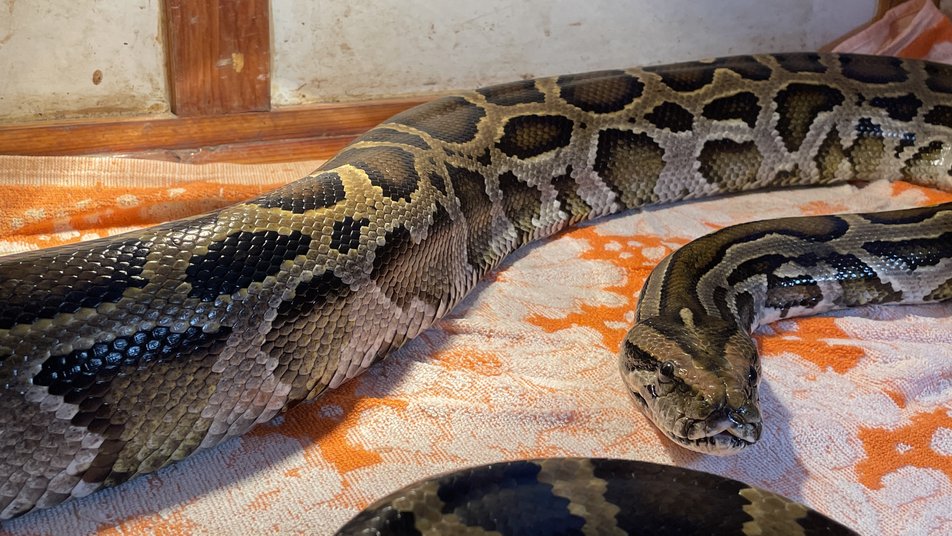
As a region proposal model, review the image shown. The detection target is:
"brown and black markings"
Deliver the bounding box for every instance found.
[3,53,952,519]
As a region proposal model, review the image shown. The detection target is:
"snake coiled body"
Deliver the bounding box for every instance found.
[0,53,951,519]
[337,458,859,535]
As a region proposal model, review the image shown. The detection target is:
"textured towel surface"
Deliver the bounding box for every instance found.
[0,165,949,536]
[2,6,952,533]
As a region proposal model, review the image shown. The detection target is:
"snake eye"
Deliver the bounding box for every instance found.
[659,361,676,380]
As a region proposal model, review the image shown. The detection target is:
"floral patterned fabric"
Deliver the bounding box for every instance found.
[0,157,949,536]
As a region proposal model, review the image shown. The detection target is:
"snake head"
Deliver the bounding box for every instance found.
[618,307,762,455]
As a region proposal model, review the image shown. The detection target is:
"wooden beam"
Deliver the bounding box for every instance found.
[0,97,430,158]
[164,0,271,116]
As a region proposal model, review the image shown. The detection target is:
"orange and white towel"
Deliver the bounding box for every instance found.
[2,4,952,535]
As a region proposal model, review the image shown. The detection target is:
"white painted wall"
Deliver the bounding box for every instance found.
[271,0,878,105]
[0,0,168,121]
[0,0,878,121]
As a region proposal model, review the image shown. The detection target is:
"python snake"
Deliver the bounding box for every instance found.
[337,458,859,535]
[0,53,951,521]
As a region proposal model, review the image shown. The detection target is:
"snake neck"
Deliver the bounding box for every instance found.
[621,202,952,453]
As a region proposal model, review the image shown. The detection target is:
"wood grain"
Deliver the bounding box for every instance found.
[0,98,430,160]
[164,0,271,116]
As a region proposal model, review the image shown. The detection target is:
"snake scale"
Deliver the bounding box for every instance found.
[337,458,858,535]
[0,53,951,525]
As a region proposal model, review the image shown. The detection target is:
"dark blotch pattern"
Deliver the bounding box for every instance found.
[723,56,773,81]
[185,230,310,302]
[727,254,823,317]
[924,61,952,93]
[734,291,756,331]
[593,458,753,534]
[273,270,348,320]
[847,118,889,173]
[331,217,369,254]
[388,96,485,143]
[435,461,584,534]
[644,60,715,92]
[557,70,643,113]
[702,91,761,128]
[552,166,591,224]
[357,128,431,149]
[477,79,545,106]
[645,56,770,93]
[839,54,908,84]
[370,204,463,310]
[903,140,947,181]
[775,52,827,73]
[498,172,543,241]
[428,171,447,195]
[249,172,346,214]
[698,139,763,188]
[869,94,922,121]
[645,101,695,132]
[816,127,848,183]
[658,216,849,316]
[861,203,946,225]
[446,164,496,271]
[35,326,231,398]
[926,276,952,301]
[497,115,574,159]
[0,236,150,330]
[263,269,350,396]
[261,271,351,400]
[923,105,952,128]
[862,232,952,271]
[825,252,903,306]
[774,83,845,152]
[339,459,857,534]
[323,146,420,202]
[594,129,665,208]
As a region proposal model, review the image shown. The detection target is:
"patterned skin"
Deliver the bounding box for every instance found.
[337,458,859,535]
[0,53,951,519]
[622,203,952,453]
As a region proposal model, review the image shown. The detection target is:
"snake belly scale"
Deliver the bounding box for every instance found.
[0,52,951,519]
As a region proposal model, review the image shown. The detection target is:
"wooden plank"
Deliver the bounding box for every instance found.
[0,97,430,157]
[164,0,271,116]
[108,135,356,164]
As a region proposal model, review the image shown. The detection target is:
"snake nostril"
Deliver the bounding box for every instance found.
[728,404,761,426]
[728,408,746,425]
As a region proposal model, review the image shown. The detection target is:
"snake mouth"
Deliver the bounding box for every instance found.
[669,428,756,454]
[630,392,760,454]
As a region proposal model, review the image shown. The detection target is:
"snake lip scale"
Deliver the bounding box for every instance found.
[0,52,951,521]
[630,390,759,452]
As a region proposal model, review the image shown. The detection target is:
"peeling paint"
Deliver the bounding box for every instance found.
[232,52,245,74]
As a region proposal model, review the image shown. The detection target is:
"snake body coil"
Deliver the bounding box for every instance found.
[337,458,860,535]
[0,53,951,519]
